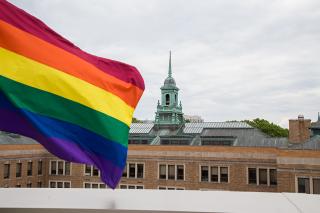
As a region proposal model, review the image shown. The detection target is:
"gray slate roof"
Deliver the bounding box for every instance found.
[0,131,37,145]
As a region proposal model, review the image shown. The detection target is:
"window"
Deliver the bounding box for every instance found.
[201,166,209,182]
[137,164,144,178]
[158,186,185,190]
[58,161,63,175]
[200,165,229,183]
[168,165,175,180]
[84,165,100,177]
[51,161,57,174]
[248,168,257,184]
[27,161,33,176]
[259,168,267,185]
[158,164,185,181]
[16,163,22,178]
[220,167,229,183]
[298,178,310,194]
[165,94,170,105]
[27,182,32,188]
[270,169,277,185]
[50,160,71,176]
[49,181,71,188]
[211,166,218,182]
[248,168,277,186]
[16,184,21,188]
[4,163,10,179]
[159,165,166,179]
[313,178,320,194]
[37,160,43,175]
[122,163,144,179]
[296,177,320,194]
[119,184,144,189]
[177,165,184,180]
[129,163,135,178]
[37,181,42,188]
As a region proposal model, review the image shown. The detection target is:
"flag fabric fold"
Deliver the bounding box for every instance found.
[0,0,144,189]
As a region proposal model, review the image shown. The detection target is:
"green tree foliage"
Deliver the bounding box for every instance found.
[244,118,288,137]
[132,117,143,123]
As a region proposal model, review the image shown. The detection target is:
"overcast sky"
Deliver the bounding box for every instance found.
[9,0,320,127]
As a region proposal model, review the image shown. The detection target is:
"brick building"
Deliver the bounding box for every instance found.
[0,53,320,194]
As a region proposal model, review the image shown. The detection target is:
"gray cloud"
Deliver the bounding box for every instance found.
[8,0,320,127]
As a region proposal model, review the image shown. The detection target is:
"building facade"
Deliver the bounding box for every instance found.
[0,53,320,194]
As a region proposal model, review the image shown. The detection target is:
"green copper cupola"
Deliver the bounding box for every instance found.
[155,51,184,126]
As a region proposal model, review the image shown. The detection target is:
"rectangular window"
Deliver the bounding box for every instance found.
[57,182,63,188]
[129,163,136,178]
[50,161,57,175]
[159,164,166,179]
[92,167,99,176]
[92,183,99,189]
[137,164,144,178]
[27,161,33,176]
[57,161,64,175]
[16,184,21,188]
[220,167,228,183]
[122,164,127,177]
[27,183,32,188]
[64,182,70,188]
[177,165,184,180]
[4,164,10,179]
[313,178,320,194]
[248,168,257,184]
[120,185,127,189]
[269,169,277,185]
[49,181,71,188]
[258,168,267,185]
[50,181,56,188]
[85,165,91,176]
[37,181,42,188]
[65,162,70,176]
[298,177,310,193]
[37,160,43,175]
[168,165,175,180]
[201,166,209,182]
[211,166,218,182]
[16,163,22,178]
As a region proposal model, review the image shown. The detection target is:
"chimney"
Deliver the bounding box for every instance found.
[289,115,311,143]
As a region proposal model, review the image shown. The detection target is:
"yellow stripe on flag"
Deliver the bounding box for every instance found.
[0,48,134,126]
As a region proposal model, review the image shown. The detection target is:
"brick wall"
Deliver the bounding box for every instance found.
[0,144,320,194]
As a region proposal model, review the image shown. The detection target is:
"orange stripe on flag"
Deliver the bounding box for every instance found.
[0,20,143,108]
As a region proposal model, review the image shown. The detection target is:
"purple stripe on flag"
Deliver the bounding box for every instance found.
[0,106,123,188]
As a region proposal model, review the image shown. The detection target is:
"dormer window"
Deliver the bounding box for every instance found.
[165,94,170,105]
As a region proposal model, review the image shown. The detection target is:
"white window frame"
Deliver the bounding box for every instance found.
[123,162,145,179]
[158,186,185,190]
[246,167,277,186]
[118,184,144,189]
[49,160,72,176]
[158,163,185,181]
[83,165,100,177]
[83,182,108,189]
[295,176,320,194]
[48,180,71,188]
[199,164,230,183]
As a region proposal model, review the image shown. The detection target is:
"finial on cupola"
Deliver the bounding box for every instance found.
[168,51,172,78]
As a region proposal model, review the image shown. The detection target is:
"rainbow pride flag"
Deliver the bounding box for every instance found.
[0,0,144,188]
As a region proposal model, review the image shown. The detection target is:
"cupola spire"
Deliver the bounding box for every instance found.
[168,51,172,78]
